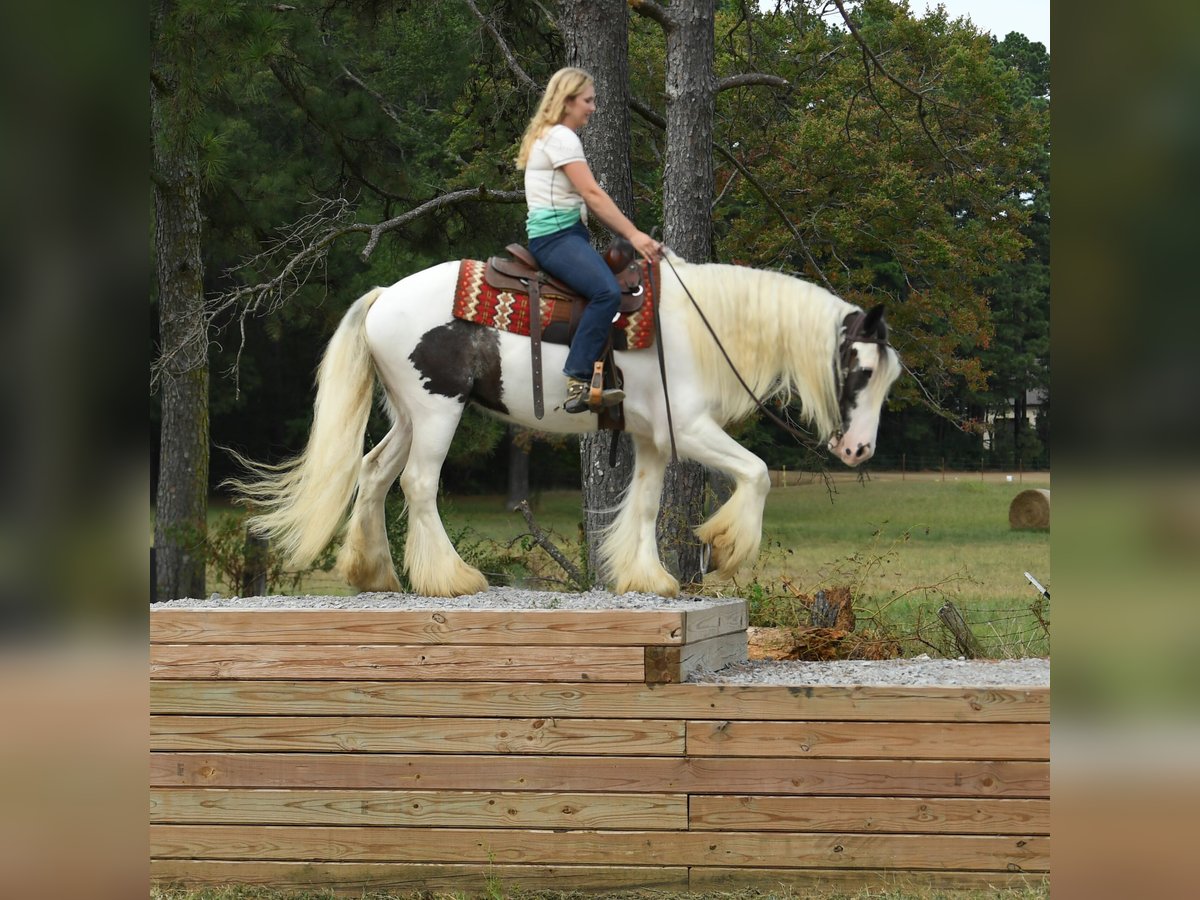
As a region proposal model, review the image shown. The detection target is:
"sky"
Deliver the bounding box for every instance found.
[919,0,1050,49]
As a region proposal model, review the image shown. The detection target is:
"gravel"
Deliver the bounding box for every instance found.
[151,587,1049,688]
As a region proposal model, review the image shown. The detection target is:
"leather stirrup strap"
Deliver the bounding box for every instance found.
[650,257,678,464]
[588,360,604,409]
[529,278,544,419]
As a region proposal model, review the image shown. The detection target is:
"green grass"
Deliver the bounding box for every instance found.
[152,881,1050,900]
[198,473,1050,658]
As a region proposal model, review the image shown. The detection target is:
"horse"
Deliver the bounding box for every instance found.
[229,253,902,598]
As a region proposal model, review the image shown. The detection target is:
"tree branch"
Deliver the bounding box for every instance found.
[359,186,525,259]
[717,73,788,91]
[463,0,540,93]
[829,0,962,172]
[514,500,588,589]
[628,0,673,30]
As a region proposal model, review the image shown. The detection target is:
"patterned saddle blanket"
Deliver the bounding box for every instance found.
[452,258,658,351]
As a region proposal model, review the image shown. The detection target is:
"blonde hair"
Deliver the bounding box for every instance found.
[515,67,594,169]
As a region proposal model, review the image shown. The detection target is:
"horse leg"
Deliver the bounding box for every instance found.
[674,418,772,577]
[336,415,412,592]
[398,400,489,597]
[600,434,681,597]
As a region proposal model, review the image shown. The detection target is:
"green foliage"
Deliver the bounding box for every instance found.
[204,510,335,596]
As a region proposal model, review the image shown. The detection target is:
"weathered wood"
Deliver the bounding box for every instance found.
[152,753,1049,797]
[151,789,687,829]
[151,680,1051,722]
[679,631,748,679]
[151,825,1049,871]
[151,860,691,895]
[686,721,1049,760]
[690,867,1050,892]
[939,601,985,659]
[682,602,748,642]
[150,608,701,646]
[151,716,685,755]
[689,796,1050,834]
[150,645,644,682]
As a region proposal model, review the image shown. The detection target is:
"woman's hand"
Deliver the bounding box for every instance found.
[629,230,662,261]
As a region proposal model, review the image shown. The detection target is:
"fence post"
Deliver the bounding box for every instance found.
[941,458,945,482]
[938,601,984,658]
[901,453,905,481]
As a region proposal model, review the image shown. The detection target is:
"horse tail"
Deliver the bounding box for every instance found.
[227,287,386,569]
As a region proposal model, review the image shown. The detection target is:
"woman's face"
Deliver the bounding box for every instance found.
[561,84,596,131]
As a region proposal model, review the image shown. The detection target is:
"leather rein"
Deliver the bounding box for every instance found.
[656,253,890,454]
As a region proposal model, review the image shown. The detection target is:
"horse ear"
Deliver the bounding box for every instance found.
[862,304,887,338]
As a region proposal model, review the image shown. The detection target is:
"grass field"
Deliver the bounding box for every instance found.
[197,470,1048,659]
[152,881,1051,900]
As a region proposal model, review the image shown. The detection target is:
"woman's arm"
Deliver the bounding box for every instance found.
[561,160,662,260]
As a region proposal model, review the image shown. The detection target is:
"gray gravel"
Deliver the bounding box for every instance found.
[691,656,1049,687]
[151,588,1049,687]
[151,586,739,611]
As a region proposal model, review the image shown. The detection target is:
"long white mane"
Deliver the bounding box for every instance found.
[663,259,853,440]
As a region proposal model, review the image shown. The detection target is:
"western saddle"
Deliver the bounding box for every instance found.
[484,240,653,420]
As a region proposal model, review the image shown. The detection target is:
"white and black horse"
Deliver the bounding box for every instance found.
[231,254,902,597]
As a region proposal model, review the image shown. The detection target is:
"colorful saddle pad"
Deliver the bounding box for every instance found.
[452,258,657,351]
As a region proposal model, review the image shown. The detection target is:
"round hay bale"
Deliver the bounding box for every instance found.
[1009,488,1051,530]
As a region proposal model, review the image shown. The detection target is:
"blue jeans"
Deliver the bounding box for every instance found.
[528,222,622,380]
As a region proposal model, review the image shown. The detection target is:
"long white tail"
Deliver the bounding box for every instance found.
[228,288,385,568]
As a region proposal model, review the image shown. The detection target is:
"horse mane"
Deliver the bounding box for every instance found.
[664,259,852,440]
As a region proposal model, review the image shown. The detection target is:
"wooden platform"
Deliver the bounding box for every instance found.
[150,601,1049,895]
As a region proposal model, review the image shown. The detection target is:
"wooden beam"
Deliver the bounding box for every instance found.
[686,721,1049,760]
[152,680,1050,722]
[150,608,699,646]
[152,716,685,755]
[150,645,644,682]
[689,796,1050,834]
[151,789,687,829]
[150,825,1050,871]
[152,752,1049,797]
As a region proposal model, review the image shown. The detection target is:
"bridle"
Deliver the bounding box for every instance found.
[831,310,892,444]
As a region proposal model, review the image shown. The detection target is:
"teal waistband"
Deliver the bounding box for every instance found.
[526,207,582,238]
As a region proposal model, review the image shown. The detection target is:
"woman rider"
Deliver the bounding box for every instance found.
[515,67,663,413]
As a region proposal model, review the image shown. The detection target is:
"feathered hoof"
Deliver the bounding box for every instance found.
[615,568,680,598]
[411,564,489,598]
[338,546,403,593]
[697,528,757,577]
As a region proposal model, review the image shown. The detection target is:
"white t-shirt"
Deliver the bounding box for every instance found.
[525,124,588,238]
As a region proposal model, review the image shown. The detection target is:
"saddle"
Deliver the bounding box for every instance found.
[482,240,658,421]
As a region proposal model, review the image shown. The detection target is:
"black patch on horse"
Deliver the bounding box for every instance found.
[409,320,508,414]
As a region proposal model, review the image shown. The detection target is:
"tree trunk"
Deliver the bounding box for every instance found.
[505,426,531,512]
[153,0,210,601]
[658,0,717,587]
[560,0,636,583]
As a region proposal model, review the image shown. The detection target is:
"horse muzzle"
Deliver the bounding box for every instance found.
[828,435,874,466]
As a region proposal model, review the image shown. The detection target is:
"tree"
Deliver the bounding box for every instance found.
[152,0,211,600]
[558,0,639,583]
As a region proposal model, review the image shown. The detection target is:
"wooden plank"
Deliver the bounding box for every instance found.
[150,645,644,682]
[151,716,684,755]
[682,602,748,642]
[151,753,1049,797]
[150,825,1049,871]
[151,680,1049,721]
[689,796,1051,835]
[150,609,690,646]
[150,789,687,829]
[686,721,1049,760]
[151,861,691,895]
[681,631,748,680]
[691,867,1050,892]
